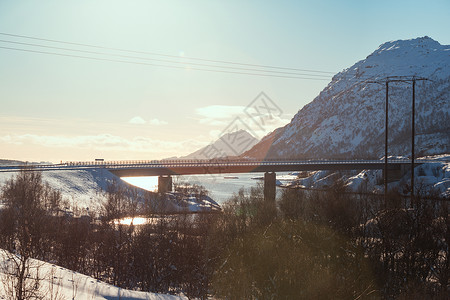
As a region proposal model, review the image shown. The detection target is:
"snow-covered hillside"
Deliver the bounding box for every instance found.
[283,155,450,198]
[0,250,186,300]
[0,167,220,214]
[244,37,450,159]
[0,168,116,213]
[184,129,258,159]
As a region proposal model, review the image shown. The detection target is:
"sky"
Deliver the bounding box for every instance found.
[1,0,449,163]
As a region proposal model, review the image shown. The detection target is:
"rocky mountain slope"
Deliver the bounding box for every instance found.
[185,129,258,159]
[244,37,450,160]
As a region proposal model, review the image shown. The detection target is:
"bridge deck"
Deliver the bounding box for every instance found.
[0,159,430,176]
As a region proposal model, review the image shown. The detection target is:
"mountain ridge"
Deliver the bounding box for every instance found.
[243,37,450,160]
[184,129,258,159]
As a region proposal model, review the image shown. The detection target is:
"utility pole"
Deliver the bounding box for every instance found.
[367,76,429,207]
[368,78,390,207]
[384,80,389,207]
[411,78,416,204]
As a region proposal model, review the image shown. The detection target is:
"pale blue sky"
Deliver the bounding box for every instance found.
[1,0,449,162]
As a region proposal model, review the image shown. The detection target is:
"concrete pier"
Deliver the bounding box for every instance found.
[158,175,172,193]
[264,172,276,202]
[382,164,409,183]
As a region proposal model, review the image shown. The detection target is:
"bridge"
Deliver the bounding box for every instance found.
[0,159,427,201]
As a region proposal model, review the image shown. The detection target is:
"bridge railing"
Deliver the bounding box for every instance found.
[1,158,441,173]
[62,158,424,169]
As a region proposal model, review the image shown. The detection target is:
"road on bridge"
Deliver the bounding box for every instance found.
[0,159,427,176]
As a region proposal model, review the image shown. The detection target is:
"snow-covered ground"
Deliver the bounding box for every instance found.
[0,168,119,214]
[0,167,221,214]
[166,192,221,212]
[0,250,186,300]
[283,155,450,198]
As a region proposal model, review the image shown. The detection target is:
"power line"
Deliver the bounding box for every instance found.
[0,32,337,75]
[0,41,415,84]
[0,40,378,82]
[0,45,332,80]
[0,32,418,82]
[0,39,333,79]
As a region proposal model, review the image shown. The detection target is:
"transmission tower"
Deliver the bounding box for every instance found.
[368,76,429,206]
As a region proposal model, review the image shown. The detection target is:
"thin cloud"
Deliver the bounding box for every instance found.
[196,105,290,130]
[196,104,291,141]
[199,118,228,126]
[148,118,168,126]
[128,116,147,125]
[0,134,206,154]
[196,105,247,119]
[128,117,168,126]
[196,105,246,127]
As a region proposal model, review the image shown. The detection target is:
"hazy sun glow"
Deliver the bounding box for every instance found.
[115,217,149,226]
[121,176,158,192]
[1,1,448,162]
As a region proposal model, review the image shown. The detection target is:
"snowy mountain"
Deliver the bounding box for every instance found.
[184,129,258,159]
[244,37,450,160]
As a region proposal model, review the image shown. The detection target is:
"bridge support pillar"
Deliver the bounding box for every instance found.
[383,164,409,183]
[158,175,172,193]
[264,172,276,202]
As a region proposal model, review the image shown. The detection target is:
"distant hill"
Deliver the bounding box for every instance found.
[0,167,127,213]
[0,159,22,165]
[243,37,450,160]
[0,164,220,214]
[184,129,258,159]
